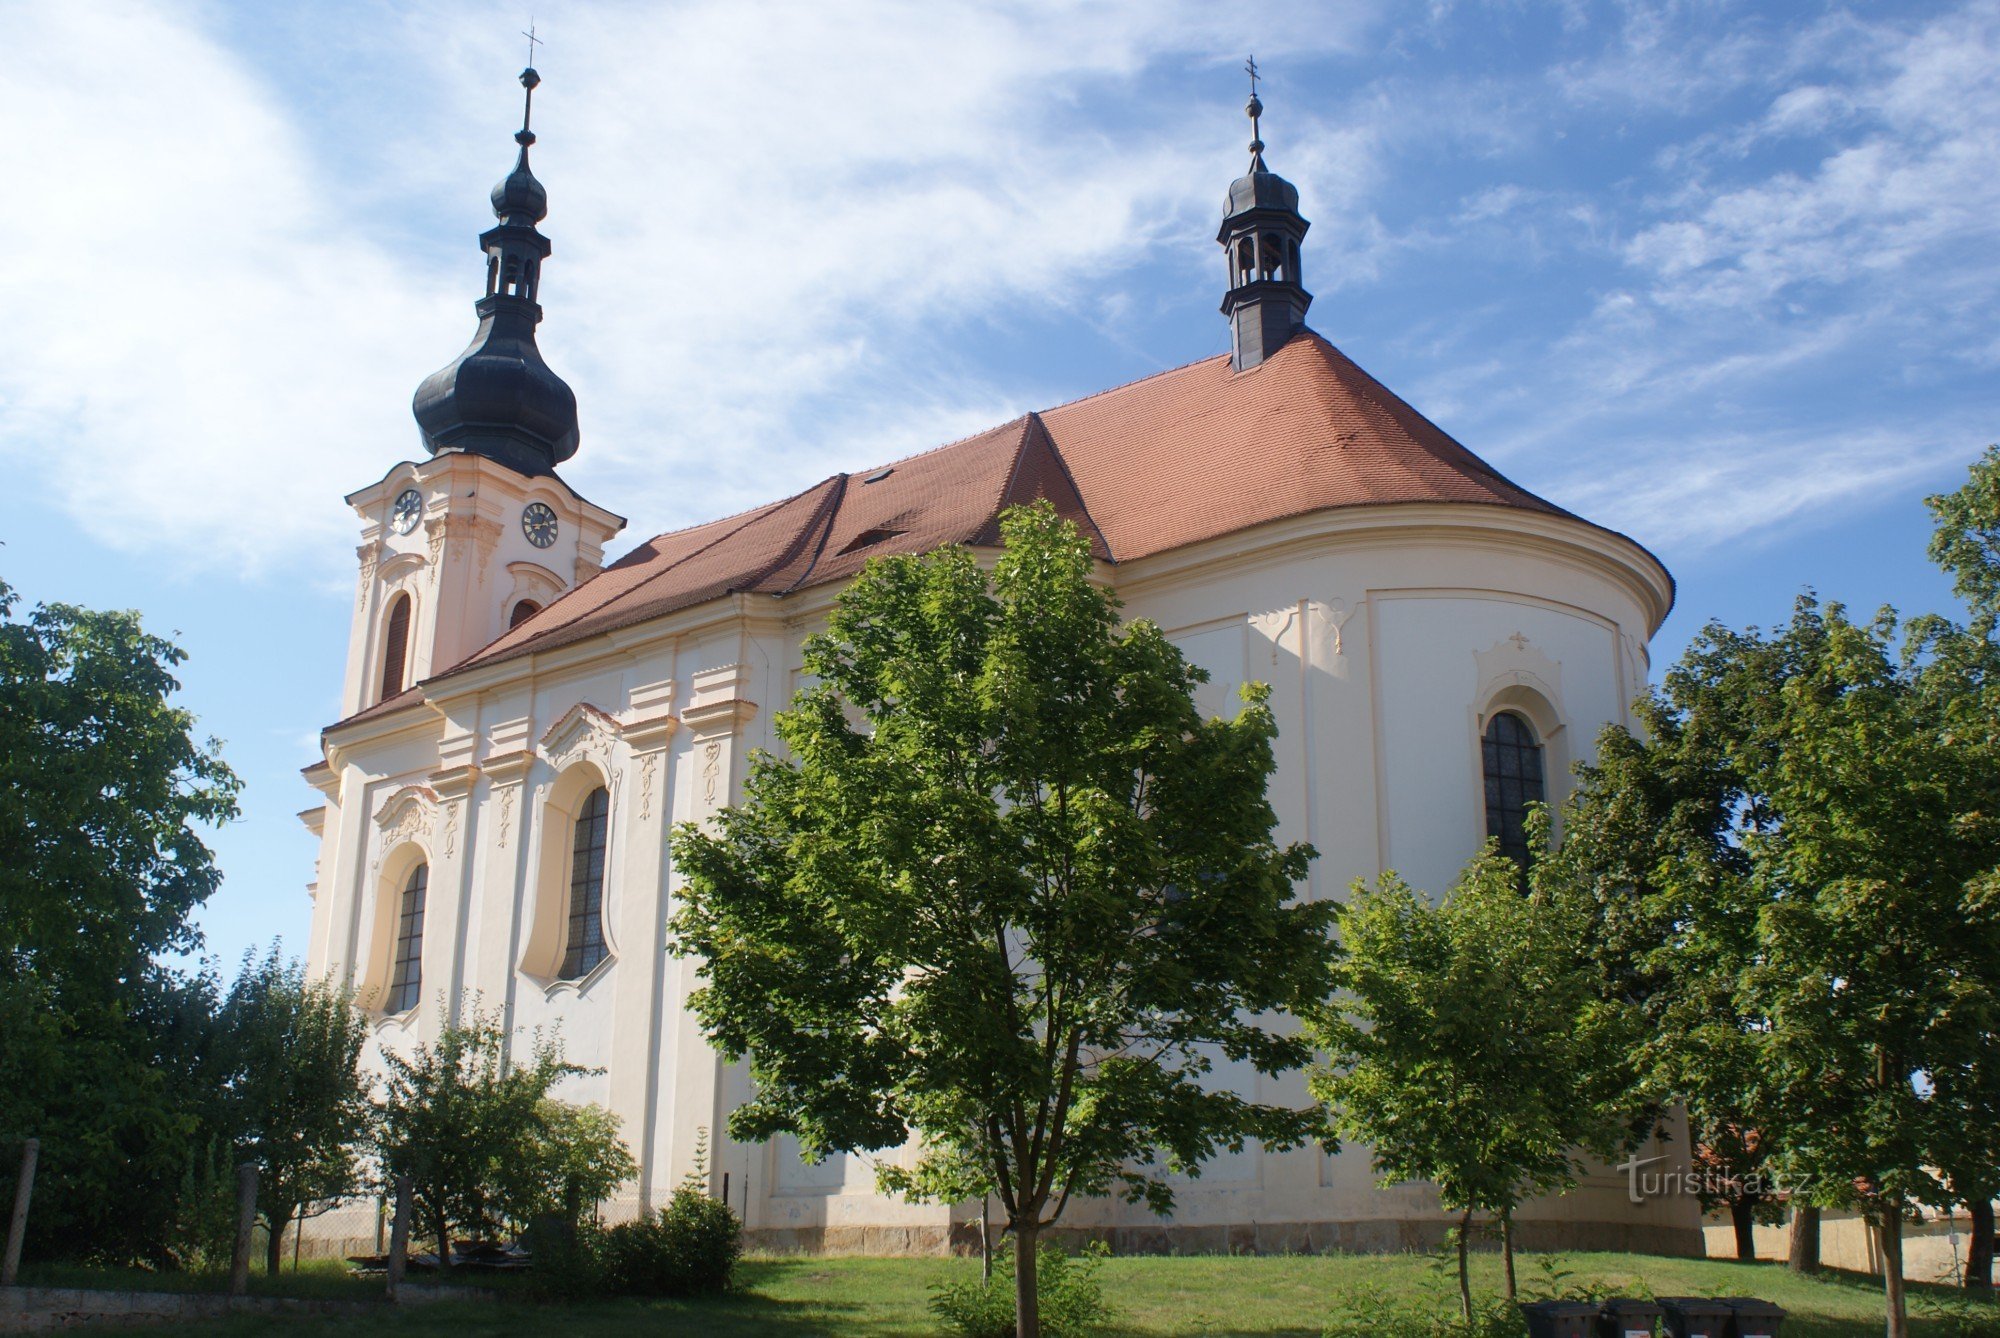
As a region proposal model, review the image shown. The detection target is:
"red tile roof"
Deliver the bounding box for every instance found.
[338,329,1649,724]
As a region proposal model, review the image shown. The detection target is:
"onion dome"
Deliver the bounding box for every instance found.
[412,66,579,477]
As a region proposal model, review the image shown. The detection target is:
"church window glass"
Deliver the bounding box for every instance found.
[385,862,427,1014]
[1482,711,1545,872]
[559,786,611,979]
[379,593,412,702]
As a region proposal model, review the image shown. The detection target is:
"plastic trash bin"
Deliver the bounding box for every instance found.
[1721,1297,1788,1338]
[1600,1297,1664,1338]
[1658,1297,1736,1338]
[1522,1300,1605,1338]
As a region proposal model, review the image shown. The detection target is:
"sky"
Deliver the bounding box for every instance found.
[1,0,1994,976]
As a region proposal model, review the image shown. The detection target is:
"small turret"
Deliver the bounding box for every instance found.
[1218,59,1312,373]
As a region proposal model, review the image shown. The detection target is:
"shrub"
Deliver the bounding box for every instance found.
[1322,1280,1526,1338]
[930,1239,1113,1338]
[593,1185,742,1298]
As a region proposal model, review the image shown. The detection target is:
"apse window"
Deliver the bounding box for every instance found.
[559,786,611,979]
[385,863,428,1014]
[1482,710,1545,871]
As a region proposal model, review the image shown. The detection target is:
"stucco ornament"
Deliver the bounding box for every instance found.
[540,701,626,795]
[638,752,659,819]
[370,785,439,873]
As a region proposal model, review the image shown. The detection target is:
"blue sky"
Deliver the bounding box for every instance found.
[1,0,1993,973]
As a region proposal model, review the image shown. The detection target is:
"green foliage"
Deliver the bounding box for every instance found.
[215,947,371,1273]
[494,1099,637,1227]
[372,1006,596,1263]
[929,1240,1113,1338]
[1309,851,1636,1317]
[591,1184,744,1297]
[1321,1278,1525,1338]
[0,576,240,1261]
[669,502,1334,1333]
[1927,444,2000,619]
[1915,1289,2000,1338]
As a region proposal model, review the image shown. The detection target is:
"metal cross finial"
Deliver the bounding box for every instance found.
[1245,55,1260,98]
[1243,54,1266,166]
[523,19,543,67]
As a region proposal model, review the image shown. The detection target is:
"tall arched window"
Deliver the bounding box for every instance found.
[1482,711,1546,871]
[509,599,541,629]
[385,862,428,1013]
[379,592,412,702]
[559,786,610,979]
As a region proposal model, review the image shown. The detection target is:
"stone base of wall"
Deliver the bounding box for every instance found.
[742,1218,1706,1260]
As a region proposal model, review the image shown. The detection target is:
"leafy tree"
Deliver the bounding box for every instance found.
[1309,851,1635,1321]
[373,1007,589,1268]
[669,503,1336,1338]
[0,577,239,1261]
[1928,443,2000,619]
[494,1099,637,1228]
[216,948,370,1274]
[1559,589,2000,1338]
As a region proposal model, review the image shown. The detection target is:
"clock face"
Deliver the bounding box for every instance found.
[522,502,559,549]
[390,488,423,535]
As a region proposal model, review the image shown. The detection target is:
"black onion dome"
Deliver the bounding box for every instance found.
[1224,165,1300,218]
[412,66,578,477]
[412,305,580,476]
[1223,92,1300,219]
[491,144,549,224]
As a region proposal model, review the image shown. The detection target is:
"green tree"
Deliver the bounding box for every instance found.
[216,948,371,1274]
[373,1007,588,1268]
[0,577,240,1261]
[669,503,1336,1338]
[1309,851,1635,1321]
[493,1099,637,1228]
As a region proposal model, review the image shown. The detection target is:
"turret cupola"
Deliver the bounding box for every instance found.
[1218,59,1312,373]
[412,66,580,477]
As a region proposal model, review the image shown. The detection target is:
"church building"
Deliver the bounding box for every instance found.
[302,67,1700,1255]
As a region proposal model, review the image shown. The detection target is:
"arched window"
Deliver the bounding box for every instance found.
[1482,711,1546,871]
[559,786,610,979]
[509,599,541,629]
[379,592,412,702]
[385,862,428,1013]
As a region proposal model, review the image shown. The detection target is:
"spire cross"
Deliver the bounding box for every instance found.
[522,20,542,68]
[1243,54,1266,166]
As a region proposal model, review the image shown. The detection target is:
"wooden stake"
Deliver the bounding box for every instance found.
[2,1139,37,1288]
[386,1176,412,1301]
[228,1162,258,1297]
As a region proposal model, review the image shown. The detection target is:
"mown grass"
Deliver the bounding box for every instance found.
[18,1249,1992,1337]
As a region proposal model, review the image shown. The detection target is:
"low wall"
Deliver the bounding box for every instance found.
[1702,1209,1986,1284]
[744,1217,1706,1259]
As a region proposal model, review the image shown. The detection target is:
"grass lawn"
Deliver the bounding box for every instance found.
[21,1250,1989,1337]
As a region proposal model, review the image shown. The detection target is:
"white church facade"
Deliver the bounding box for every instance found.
[302,68,1701,1256]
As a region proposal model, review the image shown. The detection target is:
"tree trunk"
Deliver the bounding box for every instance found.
[435,1209,452,1273]
[980,1197,993,1284]
[1878,1206,1908,1338]
[264,1205,292,1277]
[1014,1220,1041,1338]
[1788,1205,1820,1274]
[1502,1210,1517,1300]
[1966,1199,1994,1293]
[1457,1208,1474,1324]
[1731,1197,1759,1261]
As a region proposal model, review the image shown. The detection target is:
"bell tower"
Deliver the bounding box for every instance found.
[338,65,624,719]
[1218,59,1312,373]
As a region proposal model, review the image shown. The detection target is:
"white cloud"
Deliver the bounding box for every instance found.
[0,0,1383,579]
